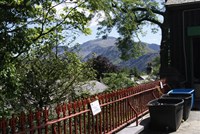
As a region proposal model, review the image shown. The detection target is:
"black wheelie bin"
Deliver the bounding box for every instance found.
[147,98,184,132]
[161,94,192,121]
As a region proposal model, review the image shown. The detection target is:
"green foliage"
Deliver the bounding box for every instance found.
[103,73,135,91]
[0,0,114,73]
[0,0,167,115]
[74,90,91,100]
[0,0,114,114]
[130,67,141,78]
[152,56,160,77]
[98,0,165,60]
[97,0,170,74]
[1,51,95,114]
[117,38,144,60]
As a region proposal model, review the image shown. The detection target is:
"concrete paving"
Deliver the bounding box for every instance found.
[116,114,150,134]
[116,111,200,134]
[170,111,200,134]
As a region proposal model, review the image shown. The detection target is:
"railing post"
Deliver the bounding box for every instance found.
[128,100,139,126]
[43,107,49,134]
[19,112,26,133]
[28,111,34,134]
[67,103,72,134]
[9,114,17,134]
[62,103,67,134]
[55,103,62,134]
[77,100,82,134]
[36,110,42,134]
[83,99,87,134]
[0,117,7,134]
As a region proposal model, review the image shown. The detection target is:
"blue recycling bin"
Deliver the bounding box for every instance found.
[168,89,194,109]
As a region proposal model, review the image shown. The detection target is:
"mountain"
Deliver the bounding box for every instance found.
[118,53,159,71]
[70,37,160,72]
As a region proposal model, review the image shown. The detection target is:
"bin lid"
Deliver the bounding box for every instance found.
[168,89,194,94]
[147,98,184,107]
[162,94,192,100]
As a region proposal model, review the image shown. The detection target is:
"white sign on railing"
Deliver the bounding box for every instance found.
[90,100,101,116]
[160,81,164,89]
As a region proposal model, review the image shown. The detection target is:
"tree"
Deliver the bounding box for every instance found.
[130,67,140,78]
[88,55,119,81]
[0,0,104,84]
[152,56,160,77]
[17,51,95,111]
[0,0,115,114]
[98,0,169,76]
[103,72,135,91]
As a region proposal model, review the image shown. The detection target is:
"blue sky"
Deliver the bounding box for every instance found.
[55,1,163,46]
[75,24,161,45]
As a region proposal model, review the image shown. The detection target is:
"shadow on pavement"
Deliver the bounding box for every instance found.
[139,117,173,134]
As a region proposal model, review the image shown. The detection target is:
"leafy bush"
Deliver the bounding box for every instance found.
[103,73,135,91]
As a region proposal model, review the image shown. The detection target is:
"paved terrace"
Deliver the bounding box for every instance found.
[117,110,200,134]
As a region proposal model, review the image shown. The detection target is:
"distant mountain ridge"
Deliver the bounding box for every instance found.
[71,37,160,71]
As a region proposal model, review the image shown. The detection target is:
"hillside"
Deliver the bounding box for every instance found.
[71,37,160,72]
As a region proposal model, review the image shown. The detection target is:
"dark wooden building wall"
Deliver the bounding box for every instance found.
[168,9,184,75]
[167,4,200,85]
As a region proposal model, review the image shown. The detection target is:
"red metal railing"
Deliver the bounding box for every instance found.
[0,79,169,134]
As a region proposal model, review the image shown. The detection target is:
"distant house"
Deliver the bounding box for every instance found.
[75,80,108,96]
[166,0,200,100]
[135,75,154,85]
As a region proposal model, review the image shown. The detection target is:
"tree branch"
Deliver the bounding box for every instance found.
[33,2,85,42]
[131,7,165,16]
[136,16,163,28]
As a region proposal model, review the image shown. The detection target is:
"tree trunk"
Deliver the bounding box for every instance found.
[160,11,170,78]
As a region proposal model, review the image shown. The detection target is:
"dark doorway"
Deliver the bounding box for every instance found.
[193,37,200,83]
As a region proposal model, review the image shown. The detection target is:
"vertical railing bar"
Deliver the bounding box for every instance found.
[43,107,49,134]
[68,103,72,134]
[124,97,127,123]
[36,110,42,134]
[62,103,67,134]
[116,93,119,128]
[122,93,126,124]
[110,93,114,130]
[95,114,98,134]
[120,93,123,125]
[10,114,17,134]
[28,111,34,134]
[91,112,94,134]
[19,112,26,134]
[102,96,106,134]
[122,94,126,124]
[87,101,91,134]
[57,104,62,134]
[83,100,87,134]
[73,102,78,134]
[120,94,123,125]
[76,100,82,134]
[108,95,111,132]
[1,118,7,134]
[105,95,108,133]
[99,109,102,134]
[117,93,120,126]
[111,94,115,130]
[114,94,117,130]
[109,94,112,131]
